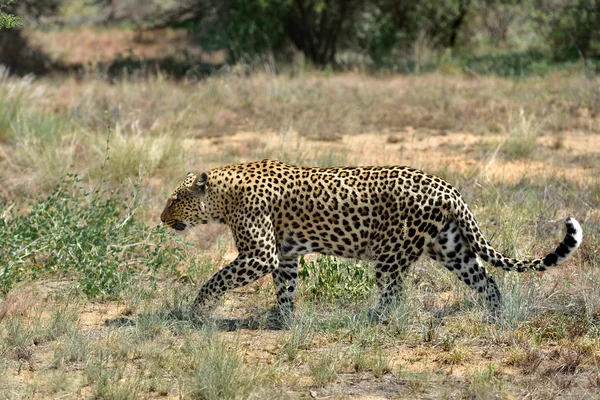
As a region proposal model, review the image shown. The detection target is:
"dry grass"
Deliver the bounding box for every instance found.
[15,70,600,142]
[0,69,598,199]
[0,61,599,398]
[0,288,39,321]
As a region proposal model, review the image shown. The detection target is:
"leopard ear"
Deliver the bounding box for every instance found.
[196,172,208,186]
[187,172,208,193]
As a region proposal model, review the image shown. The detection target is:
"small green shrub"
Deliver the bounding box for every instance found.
[299,256,375,301]
[0,174,184,297]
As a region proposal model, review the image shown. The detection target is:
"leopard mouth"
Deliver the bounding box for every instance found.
[170,220,187,231]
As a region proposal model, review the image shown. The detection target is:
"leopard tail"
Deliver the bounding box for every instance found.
[452,198,582,272]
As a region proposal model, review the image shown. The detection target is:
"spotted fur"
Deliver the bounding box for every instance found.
[160,160,583,317]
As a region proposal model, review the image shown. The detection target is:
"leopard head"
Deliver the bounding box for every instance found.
[160,171,215,231]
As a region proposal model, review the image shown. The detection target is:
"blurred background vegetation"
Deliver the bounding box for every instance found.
[0,0,598,77]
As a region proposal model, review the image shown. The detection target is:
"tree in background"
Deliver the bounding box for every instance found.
[352,0,473,65]
[477,0,524,45]
[153,0,474,67]
[187,0,289,64]
[0,0,61,75]
[175,0,366,66]
[285,0,366,66]
[542,0,599,60]
[83,0,597,68]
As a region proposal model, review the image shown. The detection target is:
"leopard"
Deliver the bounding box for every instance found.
[160,159,583,319]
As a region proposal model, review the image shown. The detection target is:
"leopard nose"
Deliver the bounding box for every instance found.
[160,209,167,223]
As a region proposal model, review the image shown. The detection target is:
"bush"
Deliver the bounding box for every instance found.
[0,174,184,297]
[299,256,375,301]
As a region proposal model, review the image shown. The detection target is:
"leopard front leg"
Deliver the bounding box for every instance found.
[193,254,279,315]
[193,213,278,316]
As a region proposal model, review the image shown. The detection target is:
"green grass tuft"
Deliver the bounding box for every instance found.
[191,326,264,400]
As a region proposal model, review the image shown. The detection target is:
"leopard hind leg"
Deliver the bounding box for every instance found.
[428,220,502,317]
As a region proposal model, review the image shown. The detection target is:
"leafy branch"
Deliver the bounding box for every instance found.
[0,0,22,29]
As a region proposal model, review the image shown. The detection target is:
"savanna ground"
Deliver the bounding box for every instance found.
[1,28,600,399]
